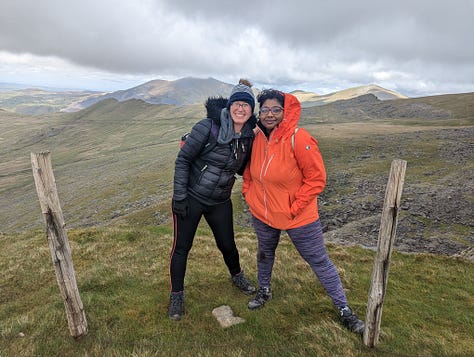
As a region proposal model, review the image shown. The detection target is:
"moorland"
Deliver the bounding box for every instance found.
[1,87,473,355]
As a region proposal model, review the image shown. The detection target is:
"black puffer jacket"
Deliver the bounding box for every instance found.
[173,97,257,205]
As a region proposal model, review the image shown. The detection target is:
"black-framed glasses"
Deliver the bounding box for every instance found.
[260,106,284,115]
[231,102,251,109]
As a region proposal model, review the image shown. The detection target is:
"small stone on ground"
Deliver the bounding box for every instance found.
[212,305,245,328]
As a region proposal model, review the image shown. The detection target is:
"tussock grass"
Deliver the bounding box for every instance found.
[1,225,473,356]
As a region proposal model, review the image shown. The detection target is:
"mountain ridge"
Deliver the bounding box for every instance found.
[293,84,408,107]
[0,77,407,115]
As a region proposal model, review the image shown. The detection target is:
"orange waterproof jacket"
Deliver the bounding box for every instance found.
[242,93,326,230]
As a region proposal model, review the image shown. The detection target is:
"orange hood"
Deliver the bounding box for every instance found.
[270,92,301,142]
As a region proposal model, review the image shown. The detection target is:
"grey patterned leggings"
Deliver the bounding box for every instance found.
[251,216,348,308]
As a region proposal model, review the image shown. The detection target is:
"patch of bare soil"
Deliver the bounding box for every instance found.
[320,127,474,261]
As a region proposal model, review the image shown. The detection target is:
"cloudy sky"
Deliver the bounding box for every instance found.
[1,0,474,97]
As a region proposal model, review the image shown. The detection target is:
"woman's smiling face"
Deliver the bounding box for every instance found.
[259,98,284,132]
[229,101,252,128]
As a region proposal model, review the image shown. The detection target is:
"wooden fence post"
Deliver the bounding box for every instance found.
[363,159,407,347]
[31,152,88,339]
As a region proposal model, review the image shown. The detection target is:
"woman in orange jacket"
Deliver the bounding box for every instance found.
[242,89,365,335]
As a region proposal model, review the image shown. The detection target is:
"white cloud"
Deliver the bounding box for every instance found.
[1,0,473,96]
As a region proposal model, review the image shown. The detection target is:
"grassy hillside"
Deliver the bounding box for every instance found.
[301,92,474,124]
[1,225,473,356]
[0,99,205,231]
[1,95,473,258]
[0,89,103,115]
[1,93,473,355]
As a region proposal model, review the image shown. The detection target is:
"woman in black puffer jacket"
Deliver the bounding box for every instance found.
[168,79,257,321]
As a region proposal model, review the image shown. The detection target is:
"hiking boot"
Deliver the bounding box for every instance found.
[338,306,365,335]
[232,271,256,295]
[168,291,185,321]
[248,287,272,310]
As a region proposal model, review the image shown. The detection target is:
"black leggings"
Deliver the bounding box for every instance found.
[169,196,241,292]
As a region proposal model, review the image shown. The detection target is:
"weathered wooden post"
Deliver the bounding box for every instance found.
[364,159,407,347]
[31,152,88,339]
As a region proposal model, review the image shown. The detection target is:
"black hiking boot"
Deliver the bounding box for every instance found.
[338,306,365,335]
[168,291,185,321]
[232,271,256,295]
[248,286,272,310]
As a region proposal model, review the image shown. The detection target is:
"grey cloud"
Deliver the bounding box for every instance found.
[1,0,473,96]
[161,0,474,63]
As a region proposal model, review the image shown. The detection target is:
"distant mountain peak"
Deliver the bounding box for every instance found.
[76,77,234,108]
[294,84,407,108]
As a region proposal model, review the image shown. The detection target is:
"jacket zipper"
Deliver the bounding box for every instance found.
[260,135,274,222]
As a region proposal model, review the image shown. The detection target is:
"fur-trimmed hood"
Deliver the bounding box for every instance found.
[205,96,228,122]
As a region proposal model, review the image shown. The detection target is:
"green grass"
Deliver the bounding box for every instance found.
[1,95,473,355]
[1,225,473,356]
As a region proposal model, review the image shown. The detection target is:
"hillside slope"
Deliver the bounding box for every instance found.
[0,88,102,115]
[300,92,474,124]
[1,93,473,260]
